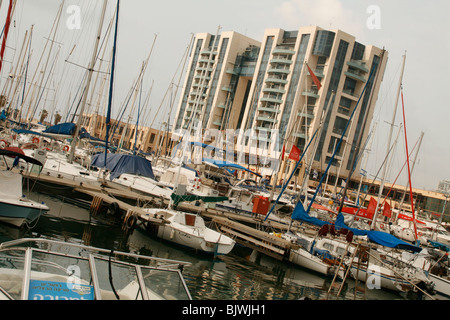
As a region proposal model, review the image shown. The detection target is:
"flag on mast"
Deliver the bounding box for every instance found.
[306,63,322,90]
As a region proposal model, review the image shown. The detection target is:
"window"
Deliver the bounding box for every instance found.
[149,133,156,144]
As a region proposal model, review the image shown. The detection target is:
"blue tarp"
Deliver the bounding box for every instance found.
[292,202,422,253]
[79,128,106,143]
[203,158,262,177]
[43,122,76,136]
[90,153,155,180]
[427,240,450,252]
[291,201,332,227]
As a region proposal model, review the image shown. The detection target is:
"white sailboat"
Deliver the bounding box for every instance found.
[0,149,49,228]
[138,207,235,255]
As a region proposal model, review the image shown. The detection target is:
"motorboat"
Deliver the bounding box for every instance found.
[0,149,49,228]
[0,237,192,300]
[137,207,235,255]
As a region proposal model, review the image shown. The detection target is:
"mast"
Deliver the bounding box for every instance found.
[371,53,406,227]
[104,0,120,165]
[69,0,108,163]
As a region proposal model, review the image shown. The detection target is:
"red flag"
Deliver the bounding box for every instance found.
[307,63,322,90]
[288,145,301,162]
[382,201,392,218]
[365,197,377,219]
[281,144,285,161]
[0,0,14,73]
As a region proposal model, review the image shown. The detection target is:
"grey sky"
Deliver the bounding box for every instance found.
[1,0,448,191]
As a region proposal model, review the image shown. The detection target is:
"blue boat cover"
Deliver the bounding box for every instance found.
[43,122,76,136]
[91,153,155,180]
[291,201,332,228]
[203,158,262,177]
[79,127,106,143]
[425,240,450,252]
[292,202,422,253]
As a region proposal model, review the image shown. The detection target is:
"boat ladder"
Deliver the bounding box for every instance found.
[326,242,362,300]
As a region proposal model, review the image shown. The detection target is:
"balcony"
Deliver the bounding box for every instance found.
[267,67,290,75]
[257,106,280,113]
[272,48,296,55]
[200,49,218,56]
[270,58,293,65]
[292,132,306,139]
[265,77,288,85]
[344,70,366,83]
[302,90,319,99]
[226,68,239,75]
[261,96,283,104]
[347,60,369,73]
[297,111,314,119]
[263,87,286,94]
[257,116,277,123]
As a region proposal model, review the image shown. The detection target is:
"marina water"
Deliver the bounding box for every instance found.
[0,191,425,301]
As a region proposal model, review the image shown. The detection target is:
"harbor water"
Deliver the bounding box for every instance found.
[0,191,427,301]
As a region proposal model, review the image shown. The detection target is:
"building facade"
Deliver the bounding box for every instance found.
[172,26,388,186]
[173,31,260,135]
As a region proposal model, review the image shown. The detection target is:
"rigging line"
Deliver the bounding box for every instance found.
[380,135,420,207]
[264,125,321,222]
[400,86,418,242]
[305,62,378,216]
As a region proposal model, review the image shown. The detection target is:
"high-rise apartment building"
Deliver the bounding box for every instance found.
[173,26,387,186]
[173,31,260,134]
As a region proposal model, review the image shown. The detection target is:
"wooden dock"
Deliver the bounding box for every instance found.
[212,216,300,261]
[19,168,316,261]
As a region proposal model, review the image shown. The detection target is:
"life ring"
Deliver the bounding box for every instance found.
[125,214,137,230]
[63,145,70,152]
[0,139,8,149]
[32,137,40,144]
[108,202,121,217]
[380,223,385,230]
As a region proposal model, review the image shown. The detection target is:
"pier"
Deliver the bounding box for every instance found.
[19,168,310,261]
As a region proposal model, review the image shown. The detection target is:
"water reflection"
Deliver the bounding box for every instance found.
[0,192,409,300]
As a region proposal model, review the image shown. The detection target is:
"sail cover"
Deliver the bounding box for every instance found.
[43,122,76,136]
[293,203,421,253]
[91,153,155,180]
[291,201,332,227]
[203,158,262,177]
[335,212,421,252]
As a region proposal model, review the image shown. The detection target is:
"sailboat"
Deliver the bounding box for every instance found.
[0,149,49,227]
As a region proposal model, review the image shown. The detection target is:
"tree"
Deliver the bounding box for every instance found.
[39,109,48,123]
[54,112,61,125]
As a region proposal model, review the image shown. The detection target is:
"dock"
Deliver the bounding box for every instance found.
[212,216,300,260]
[20,168,315,261]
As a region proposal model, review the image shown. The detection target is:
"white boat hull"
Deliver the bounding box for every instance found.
[157,223,234,255]
[429,273,450,297]
[349,264,423,292]
[288,248,333,276]
[140,209,235,255]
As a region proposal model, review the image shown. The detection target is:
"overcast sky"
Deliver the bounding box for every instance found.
[1,0,449,192]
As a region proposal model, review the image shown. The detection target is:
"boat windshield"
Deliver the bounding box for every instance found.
[0,238,192,300]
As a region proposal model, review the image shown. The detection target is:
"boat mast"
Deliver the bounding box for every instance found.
[104,0,120,165]
[69,0,108,163]
[371,53,406,227]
